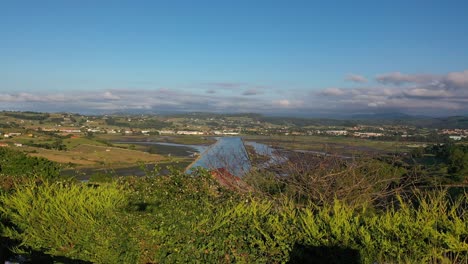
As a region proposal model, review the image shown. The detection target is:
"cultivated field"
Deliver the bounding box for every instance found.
[27,144,164,167]
[95,134,215,145]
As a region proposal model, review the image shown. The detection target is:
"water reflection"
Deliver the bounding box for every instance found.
[244,141,287,168]
[186,137,251,177]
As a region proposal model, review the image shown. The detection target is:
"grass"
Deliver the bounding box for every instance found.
[61,159,193,178]
[26,144,164,167]
[3,135,51,144]
[95,134,214,145]
[243,135,417,154]
[62,137,107,149]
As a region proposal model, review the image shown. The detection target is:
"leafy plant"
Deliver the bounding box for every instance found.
[0,180,137,263]
[0,148,61,181]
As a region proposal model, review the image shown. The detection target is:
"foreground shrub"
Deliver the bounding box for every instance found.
[119,170,247,263]
[246,154,408,208]
[196,198,298,263]
[299,191,468,263]
[119,170,299,263]
[0,180,138,263]
[0,172,466,263]
[0,148,60,180]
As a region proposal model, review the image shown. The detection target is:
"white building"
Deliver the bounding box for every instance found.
[326,130,348,136]
[449,135,466,141]
[354,132,384,138]
[176,131,204,135]
[158,130,176,135]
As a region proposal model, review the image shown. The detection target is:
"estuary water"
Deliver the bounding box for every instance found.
[115,137,282,177]
[244,141,287,167]
[186,137,251,176]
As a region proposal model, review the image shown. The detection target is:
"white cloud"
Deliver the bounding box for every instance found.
[0,88,288,113]
[446,70,468,88]
[102,91,121,100]
[272,99,304,108]
[376,70,468,90]
[376,72,438,85]
[277,100,290,107]
[345,74,368,83]
[403,88,452,98]
[313,69,468,114]
[320,87,347,96]
[2,70,468,116]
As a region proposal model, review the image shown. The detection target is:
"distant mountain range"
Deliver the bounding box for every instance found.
[256,112,468,129]
[2,109,467,129]
[349,112,415,120]
[341,112,467,129]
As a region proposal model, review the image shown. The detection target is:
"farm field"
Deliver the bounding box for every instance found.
[62,137,108,149]
[95,134,215,145]
[243,135,424,155]
[26,144,165,167]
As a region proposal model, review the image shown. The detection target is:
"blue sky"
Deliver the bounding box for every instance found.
[1,0,468,116]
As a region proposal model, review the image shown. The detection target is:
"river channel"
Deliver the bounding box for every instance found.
[186,137,251,176]
[118,137,282,177]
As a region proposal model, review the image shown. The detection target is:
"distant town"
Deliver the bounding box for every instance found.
[1,111,467,146]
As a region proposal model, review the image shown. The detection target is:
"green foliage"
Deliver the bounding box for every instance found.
[198,198,298,263]
[0,169,466,263]
[117,170,299,263]
[0,180,138,263]
[247,156,407,207]
[24,139,67,151]
[3,111,50,121]
[0,147,60,180]
[299,191,468,263]
[118,170,234,262]
[419,144,468,183]
[244,171,286,196]
[89,172,114,183]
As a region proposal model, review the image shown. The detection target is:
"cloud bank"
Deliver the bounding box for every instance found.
[1,70,467,116]
[316,70,468,115]
[0,88,280,114]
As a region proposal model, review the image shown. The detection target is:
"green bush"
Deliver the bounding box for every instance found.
[196,198,298,263]
[299,191,468,263]
[116,170,297,263]
[118,170,238,263]
[0,180,138,263]
[89,172,114,183]
[0,148,60,180]
[0,170,466,263]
